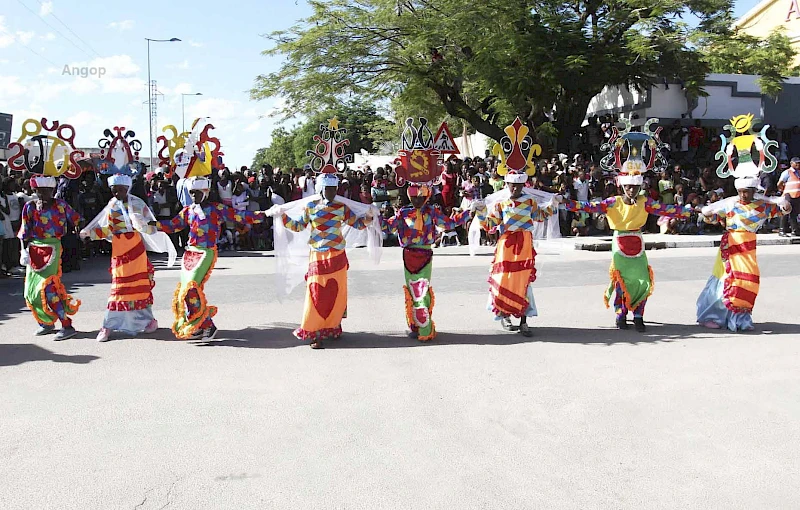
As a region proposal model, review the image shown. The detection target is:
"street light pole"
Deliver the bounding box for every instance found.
[145,37,181,170]
[181,92,203,133]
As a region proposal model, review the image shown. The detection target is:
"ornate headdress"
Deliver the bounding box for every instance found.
[96,126,144,188]
[393,117,444,199]
[7,118,85,187]
[715,113,778,190]
[306,117,352,191]
[157,118,223,179]
[600,118,668,186]
[492,118,540,184]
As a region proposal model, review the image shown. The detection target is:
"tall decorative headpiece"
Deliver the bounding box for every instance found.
[492,117,540,178]
[157,118,223,178]
[715,113,778,190]
[394,117,442,186]
[600,118,668,186]
[307,117,352,175]
[7,118,85,183]
[96,126,143,177]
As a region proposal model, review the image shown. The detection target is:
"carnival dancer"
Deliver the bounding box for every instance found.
[266,117,381,349]
[7,117,87,340]
[157,176,267,340]
[270,173,378,348]
[79,127,176,342]
[18,177,82,340]
[469,118,562,337]
[696,114,788,331]
[473,170,559,337]
[561,118,691,332]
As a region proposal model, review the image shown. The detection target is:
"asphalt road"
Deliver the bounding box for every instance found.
[1,244,799,509]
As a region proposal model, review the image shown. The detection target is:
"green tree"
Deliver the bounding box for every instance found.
[701,28,799,98]
[251,0,738,152]
[262,127,298,170]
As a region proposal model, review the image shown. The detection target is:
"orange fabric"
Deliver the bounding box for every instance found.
[109,232,153,309]
[489,230,534,317]
[722,231,759,313]
[299,249,348,334]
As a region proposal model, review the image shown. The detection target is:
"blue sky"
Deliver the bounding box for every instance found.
[0,0,761,167]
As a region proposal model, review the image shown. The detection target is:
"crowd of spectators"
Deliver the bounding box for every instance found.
[1,117,799,271]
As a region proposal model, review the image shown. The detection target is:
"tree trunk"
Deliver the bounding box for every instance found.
[431,82,505,143]
[554,91,596,154]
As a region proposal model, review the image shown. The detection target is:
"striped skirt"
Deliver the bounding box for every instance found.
[488,230,538,318]
[103,232,155,334]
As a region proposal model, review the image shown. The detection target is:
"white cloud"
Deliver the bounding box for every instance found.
[108,20,135,31]
[188,39,203,47]
[177,59,190,70]
[0,16,14,48]
[0,75,26,97]
[41,32,56,41]
[243,120,261,133]
[16,31,35,45]
[39,1,53,16]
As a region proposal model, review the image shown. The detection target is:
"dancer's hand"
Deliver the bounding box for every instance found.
[19,248,30,267]
[554,195,564,204]
[365,212,374,223]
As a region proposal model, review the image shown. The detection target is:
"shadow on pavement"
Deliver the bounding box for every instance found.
[0,344,100,367]
[186,320,800,349]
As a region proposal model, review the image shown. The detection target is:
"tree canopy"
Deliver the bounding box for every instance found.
[251,99,393,170]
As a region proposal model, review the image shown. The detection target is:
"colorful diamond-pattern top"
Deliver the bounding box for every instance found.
[18,199,81,241]
[563,196,691,231]
[85,199,157,240]
[158,202,264,248]
[283,199,368,252]
[383,205,471,247]
[479,197,555,234]
[704,199,784,233]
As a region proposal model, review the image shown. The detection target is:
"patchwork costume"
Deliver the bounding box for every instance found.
[383,118,469,340]
[159,182,266,339]
[81,127,176,340]
[697,114,788,331]
[7,117,86,340]
[471,118,559,334]
[268,118,382,346]
[562,118,690,329]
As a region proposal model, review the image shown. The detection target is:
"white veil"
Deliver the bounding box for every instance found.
[266,194,382,297]
[468,187,561,256]
[80,195,177,267]
[701,194,787,218]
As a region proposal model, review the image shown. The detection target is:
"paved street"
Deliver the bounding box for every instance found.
[2,243,799,509]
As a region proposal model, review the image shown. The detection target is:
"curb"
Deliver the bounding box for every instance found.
[573,236,800,252]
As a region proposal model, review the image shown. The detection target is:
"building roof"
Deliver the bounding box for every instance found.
[735,0,778,29]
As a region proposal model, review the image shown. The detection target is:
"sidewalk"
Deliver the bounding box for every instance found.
[571,233,800,251]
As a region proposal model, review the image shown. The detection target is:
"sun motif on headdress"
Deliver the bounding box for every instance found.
[730,114,754,134]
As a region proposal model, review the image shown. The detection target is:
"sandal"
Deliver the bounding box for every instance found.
[519,323,532,337]
[310,340,324,349]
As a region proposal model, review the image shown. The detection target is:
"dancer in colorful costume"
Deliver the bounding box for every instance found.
[80,127,176,342]
[562,118,691,332]
[8,118,85,340]
[383,118,471,340]
[267,118,382,349]
[697,114,789,331]
[156,121,265,340]
[471,118,560,337]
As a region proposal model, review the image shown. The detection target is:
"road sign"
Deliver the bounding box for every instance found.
[0,113,12,150]
[433,122,458,154]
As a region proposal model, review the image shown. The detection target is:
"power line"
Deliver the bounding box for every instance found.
[14,0,98,60]
[18,40,59,67]
[33,0,102,58]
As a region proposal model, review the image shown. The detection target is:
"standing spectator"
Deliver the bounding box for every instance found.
[217,168,234,206]
[778,157,800,236]
[297,167,316,199]
[0,186,10,276]
[658,170,676,205]
[687,120,704,162]
[2,178,23,270]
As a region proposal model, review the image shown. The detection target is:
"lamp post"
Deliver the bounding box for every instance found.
[146,37,180,170]
[181,93,203,133]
